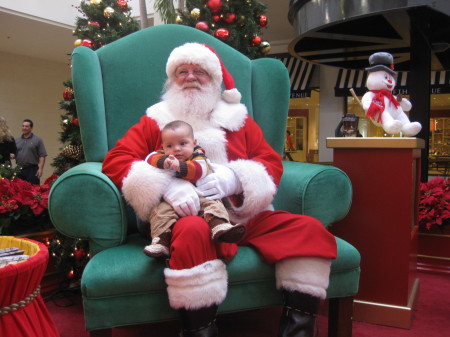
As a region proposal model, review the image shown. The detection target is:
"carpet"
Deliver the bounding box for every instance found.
[45,272,450,337]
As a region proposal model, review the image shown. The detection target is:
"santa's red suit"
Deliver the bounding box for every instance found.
[102,96,337,310]
[102,43,337,327]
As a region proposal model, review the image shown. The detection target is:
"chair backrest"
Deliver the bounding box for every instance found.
[71,24,290,163]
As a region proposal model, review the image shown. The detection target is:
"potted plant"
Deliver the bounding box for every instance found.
[418,176,450,231]
[0,174,57,235]
[417,176,450,274]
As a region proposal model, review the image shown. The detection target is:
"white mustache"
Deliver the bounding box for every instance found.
[183,82,201,89]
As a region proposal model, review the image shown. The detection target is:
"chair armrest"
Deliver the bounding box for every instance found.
[48,162,128,255]
[273,161,352,227]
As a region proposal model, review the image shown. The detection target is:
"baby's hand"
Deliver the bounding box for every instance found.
[166,155,180,172]
[163,156,172,169]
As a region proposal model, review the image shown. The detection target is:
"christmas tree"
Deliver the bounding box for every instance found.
[50,0,139,284]
[159,0,270,59]
[52,0,139,176]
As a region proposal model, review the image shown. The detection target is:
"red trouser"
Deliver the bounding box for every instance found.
[168,210,337,270]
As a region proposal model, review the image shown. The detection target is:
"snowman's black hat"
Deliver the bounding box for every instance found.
[365,52,396,76]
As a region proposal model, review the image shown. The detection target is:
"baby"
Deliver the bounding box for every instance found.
[143,120,246,257]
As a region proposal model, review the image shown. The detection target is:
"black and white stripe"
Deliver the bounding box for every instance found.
[271,53,317,98]
[335,69,450,96]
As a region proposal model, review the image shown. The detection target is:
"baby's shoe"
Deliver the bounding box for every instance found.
[143,232,171,258]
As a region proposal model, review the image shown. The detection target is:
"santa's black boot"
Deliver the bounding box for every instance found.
[179,305,219,337]
[278,291,320,337]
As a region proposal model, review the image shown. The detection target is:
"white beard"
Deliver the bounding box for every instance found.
[162,80,221,130]
[160,79,229,163]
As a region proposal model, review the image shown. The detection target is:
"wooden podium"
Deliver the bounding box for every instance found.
[326,137,424,329]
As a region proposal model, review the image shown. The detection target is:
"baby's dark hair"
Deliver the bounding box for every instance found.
[162,120,194,138]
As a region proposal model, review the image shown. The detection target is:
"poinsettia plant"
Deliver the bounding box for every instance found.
[0,175,58,235]
[418,177,450,230]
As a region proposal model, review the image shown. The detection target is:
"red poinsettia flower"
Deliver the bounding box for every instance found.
[0,176,55,218]
[418,177,450,230]
[28,184,50,215]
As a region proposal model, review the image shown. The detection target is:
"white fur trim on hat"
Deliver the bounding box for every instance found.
[164,259,228,309]
[222,88,241,104]
[166,43,222,85]
[275,257,331,299]
[166,42,242,104]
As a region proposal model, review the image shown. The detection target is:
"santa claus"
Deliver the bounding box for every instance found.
[102,42,337,337]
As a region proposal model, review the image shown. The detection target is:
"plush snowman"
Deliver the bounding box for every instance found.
[361,52,422,136]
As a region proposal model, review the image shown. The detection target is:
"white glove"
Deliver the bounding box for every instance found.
[196,163,243,200]
[163,179,200,217]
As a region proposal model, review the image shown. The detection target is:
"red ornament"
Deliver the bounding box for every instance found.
[74,248,85,259]
[195,21,209,32]
[214,28,229,41]
[251,35,262,46]
[67,269,75,279]
[207,0,222,13]
[212,15,220,22]
[73,118,79,126]
[223,13,236,24]
[63,87,74,101]
[80,39,93,48]
[258,15,268,28]
[117,0,128,11]
[88,21,100,28]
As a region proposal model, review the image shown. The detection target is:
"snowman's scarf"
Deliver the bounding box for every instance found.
[366,89,400,123]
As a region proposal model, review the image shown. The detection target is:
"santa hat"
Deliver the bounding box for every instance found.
[166,42,242,104]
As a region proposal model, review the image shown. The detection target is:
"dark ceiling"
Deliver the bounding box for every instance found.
[288,5,450,71]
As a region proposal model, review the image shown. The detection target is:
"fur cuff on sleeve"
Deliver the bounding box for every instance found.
[122,161,173,221]
[164,259,228,309]
[226,159,277,221]
[276,257,331,299]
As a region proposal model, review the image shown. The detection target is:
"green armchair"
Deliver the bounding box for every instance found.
[49,24,360,337]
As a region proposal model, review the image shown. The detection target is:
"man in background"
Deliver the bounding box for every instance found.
[14,119,47,184]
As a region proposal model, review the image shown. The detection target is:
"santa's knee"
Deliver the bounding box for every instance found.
[172,216,210,240]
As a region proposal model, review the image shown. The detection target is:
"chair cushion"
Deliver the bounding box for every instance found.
[81,233,359,329]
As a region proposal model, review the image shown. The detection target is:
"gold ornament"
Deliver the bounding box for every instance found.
[260,41,271,54]
[104,7,114,18]
[74,39,82,47]
[190,8,201,19]
[61,145,84,160]
[239,15,246,27]
[175,15,183,24]
[90,0,102,5]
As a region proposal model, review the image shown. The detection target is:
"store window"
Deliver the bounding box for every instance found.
[286,91,320,163]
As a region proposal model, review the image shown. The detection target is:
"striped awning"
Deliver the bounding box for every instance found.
[335,69,450,97]
[270,53,317,98]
